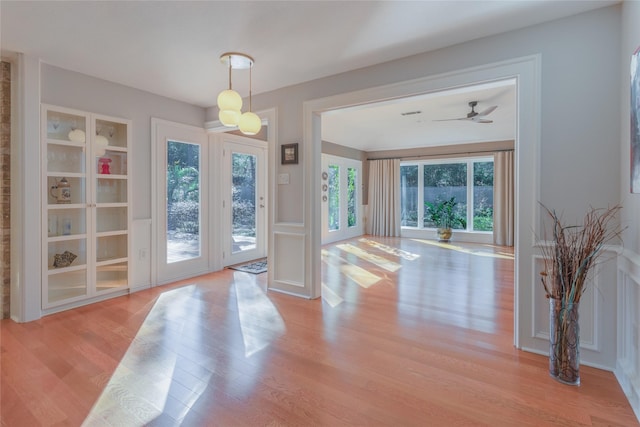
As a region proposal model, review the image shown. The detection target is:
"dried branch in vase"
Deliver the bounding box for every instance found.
[539,204,624,304]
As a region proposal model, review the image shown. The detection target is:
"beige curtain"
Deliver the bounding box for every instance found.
[367,159,401,236]
[493,151,514,246]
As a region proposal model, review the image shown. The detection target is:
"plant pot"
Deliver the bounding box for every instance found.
[549,298,580,386]
[437,227,452,242]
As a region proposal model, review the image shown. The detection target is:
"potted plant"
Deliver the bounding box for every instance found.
[424,196,466,242]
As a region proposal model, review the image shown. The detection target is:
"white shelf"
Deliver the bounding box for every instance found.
[48,234,88,242]
[96,230,128,238]
[48,263,87,275]
[48,203,86,210]
[46,138,85,147]
[97,174,127,179]
[104,146,127,153]
[47,172,86,178]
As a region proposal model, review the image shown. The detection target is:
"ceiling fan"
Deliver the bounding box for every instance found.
[435,101,498,123]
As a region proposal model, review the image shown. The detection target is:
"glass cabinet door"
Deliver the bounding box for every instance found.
[44,107,90,306]
[93,116,129,294]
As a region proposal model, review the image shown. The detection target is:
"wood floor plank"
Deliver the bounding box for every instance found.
[1,237,637,426]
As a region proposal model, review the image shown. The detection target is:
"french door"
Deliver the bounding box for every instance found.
[154,120,209,284]
[321,154,363,244]
[222,135,267,266]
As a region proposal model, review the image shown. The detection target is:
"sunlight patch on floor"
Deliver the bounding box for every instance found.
[358,238,420,261]
[234,274,286,358]
[336,243,402,272]
[322,250,382,288]
[412,239,515,259]
[321,283,344,307]
[83,285,212,426]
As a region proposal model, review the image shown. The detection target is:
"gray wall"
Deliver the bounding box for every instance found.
[41,64,206,219]
[208,5,621,225]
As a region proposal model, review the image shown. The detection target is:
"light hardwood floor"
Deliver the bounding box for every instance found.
[1,237,637,426]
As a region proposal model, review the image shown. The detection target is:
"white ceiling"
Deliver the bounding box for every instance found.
[1,1,616,150]
[322,79,516,152]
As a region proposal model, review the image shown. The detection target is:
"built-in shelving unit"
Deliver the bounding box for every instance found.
[41,104,131,309]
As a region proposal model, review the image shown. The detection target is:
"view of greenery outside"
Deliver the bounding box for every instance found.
[423,163,467,229]
[473,162,494,231]
[167,140,201,261]
[400,159,495,232]
[400,165,418,227]
[328,165,340,230]
[232,153,257,240]
[347,167,357,227]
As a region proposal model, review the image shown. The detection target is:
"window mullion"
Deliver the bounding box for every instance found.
[418,164,424,229]
[467,161,474,231]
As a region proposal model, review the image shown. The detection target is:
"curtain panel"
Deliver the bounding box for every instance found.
[493,150,514,246]
[367,159,401,237]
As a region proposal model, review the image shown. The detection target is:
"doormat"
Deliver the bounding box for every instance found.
[229,259,267,274]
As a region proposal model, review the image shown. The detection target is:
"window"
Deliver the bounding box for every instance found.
[400,158,494,232]
[166,140,201,263]
[347,167,357,228]
[328,165,340,231]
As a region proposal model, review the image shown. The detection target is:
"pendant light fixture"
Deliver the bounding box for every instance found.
[217,52,261,135]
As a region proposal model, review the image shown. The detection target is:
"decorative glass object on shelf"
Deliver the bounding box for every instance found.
[47,112,87,142]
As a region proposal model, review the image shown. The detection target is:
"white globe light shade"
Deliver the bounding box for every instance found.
[95,134,109,156]
[218,109,241,127]
[217,89,242,112]
[239,112,262,135]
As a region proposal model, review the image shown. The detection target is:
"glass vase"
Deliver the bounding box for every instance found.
[549,298,580,385]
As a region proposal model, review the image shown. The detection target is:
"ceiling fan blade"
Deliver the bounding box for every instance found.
[473,118,493,123]
[433,118,467,122]
[477,105,498,116]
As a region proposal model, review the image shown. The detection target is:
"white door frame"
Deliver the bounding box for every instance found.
[151,119,209,285]
[221,134,267,266]
[305,56,541,349]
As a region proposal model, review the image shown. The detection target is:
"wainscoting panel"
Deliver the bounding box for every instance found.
[271,231,306,294]
[616,249,640,421]
[131,219,152,291]
[528,249,617,370]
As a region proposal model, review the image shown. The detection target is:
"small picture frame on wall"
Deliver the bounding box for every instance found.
[281,143,298,165]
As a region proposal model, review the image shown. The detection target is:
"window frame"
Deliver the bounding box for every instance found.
[400,156,494,233]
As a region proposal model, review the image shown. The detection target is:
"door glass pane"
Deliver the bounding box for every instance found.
[400,165,418,227]
[347,167,357,228]
[328,165,340,231]
[423,163,467,229]
[232,153,257,254]
[166,140,201,263]
[473,161,494,231]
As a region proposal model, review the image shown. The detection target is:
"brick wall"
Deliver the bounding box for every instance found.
[1,61,10,318]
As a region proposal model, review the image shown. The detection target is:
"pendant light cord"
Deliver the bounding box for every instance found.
[249,65,253,112]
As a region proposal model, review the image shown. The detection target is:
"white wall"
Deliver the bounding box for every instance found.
[615,0,640,421]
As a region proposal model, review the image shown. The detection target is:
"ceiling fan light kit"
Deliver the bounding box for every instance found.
[217,52,262,135]
[435,100,498,124]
